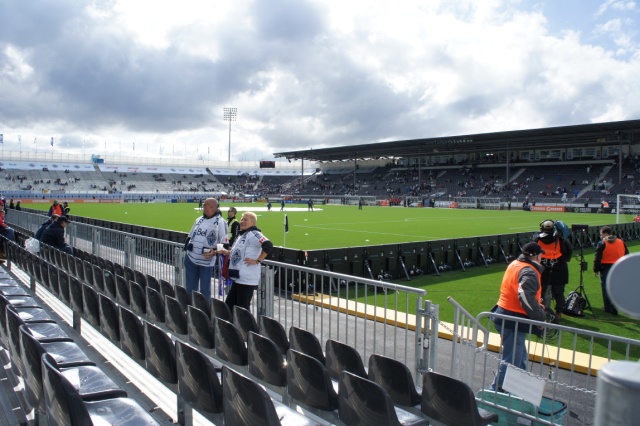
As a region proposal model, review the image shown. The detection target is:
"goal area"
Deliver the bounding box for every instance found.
[616,194,640,223]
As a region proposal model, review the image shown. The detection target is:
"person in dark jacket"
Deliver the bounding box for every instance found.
[533,220,573,319]
[40,216,74,255]
[35,214,59,240]
[490,242,546,391]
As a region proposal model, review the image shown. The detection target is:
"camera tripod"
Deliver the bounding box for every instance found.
[574,245,595,318]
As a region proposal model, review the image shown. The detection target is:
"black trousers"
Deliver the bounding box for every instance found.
[225,281,256,314]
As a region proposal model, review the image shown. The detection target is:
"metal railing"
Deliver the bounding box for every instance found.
[259,261,430,380]
[7,210,185,286]
[445,296,640,425]
[7,209,430,379]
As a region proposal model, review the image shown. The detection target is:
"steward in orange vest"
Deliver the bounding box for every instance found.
[490,242,547,392]
[493,243,547,330]
[594,226,629,315]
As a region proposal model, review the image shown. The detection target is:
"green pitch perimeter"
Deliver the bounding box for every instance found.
[27,202,631,250]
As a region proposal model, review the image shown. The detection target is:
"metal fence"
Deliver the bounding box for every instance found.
[8,210,185,286]
[445,296,640,425]
[259,261,431,379]
[7,209,431,379]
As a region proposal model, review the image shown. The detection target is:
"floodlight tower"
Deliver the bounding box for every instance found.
[223,107,237,163]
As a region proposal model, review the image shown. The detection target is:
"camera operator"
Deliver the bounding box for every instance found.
[534,220,573,320]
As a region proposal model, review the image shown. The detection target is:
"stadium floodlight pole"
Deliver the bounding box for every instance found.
[223,107,237,163]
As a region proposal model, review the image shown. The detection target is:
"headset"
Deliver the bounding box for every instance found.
[539,219,555,232]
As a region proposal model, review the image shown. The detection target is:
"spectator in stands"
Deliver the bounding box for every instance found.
[35,214,59,240]
[594,226,629,315]
[490,242,546,392]
[534,220,573,319]
[183,198,227,301]
[227,207,240,247]
[15,201,21,211]
[219,212,273,312]
[40,216,74,255]
[8,199,14,209]
[0,209,16,261]
[48,200,63,217]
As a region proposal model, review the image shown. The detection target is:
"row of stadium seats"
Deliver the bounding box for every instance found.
[4,233,499,425]
[0,253,164,425]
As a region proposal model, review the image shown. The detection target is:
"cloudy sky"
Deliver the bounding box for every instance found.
[1,0,639,163]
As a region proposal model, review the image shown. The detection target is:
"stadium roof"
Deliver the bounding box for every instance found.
[274,119,640,162]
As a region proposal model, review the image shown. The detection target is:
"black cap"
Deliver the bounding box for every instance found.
[58,216,70,223]
[522,242,545,256]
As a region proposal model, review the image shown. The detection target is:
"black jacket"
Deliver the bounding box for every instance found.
[40,222,68,250]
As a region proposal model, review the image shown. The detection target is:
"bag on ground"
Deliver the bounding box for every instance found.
[563,290,586,316]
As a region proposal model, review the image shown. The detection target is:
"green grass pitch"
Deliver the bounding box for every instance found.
[27,201,631,249]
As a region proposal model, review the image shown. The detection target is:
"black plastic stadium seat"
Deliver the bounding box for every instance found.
[176,340,223,424]
[164,295,188,336]
[98,293,120,343]
[145,286,165,324]
[19,325,95,415]
[214,318,247,366]
[118,306,145,362]
[191,291,210,317]
[210,298,231,322]
[289,326,325,364]
[145,274,160,293]
[115,274,130,307]
[339,371,429,426]
[82,284,101,329]
[248,331,287,388]
[92,264,105,292]
[259,315,289,356]
[233,306,259,342]
[42,354,161,426]
[421,371,499,426]
[143,321,177,387]
[187,305,214,349]
[222,366,287,426]
[103,271,118,300]
[286,349,338,411]
[325,339,368,381]
[83,260,94,288]
[128,281,146,317]
[368,353,421,407]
